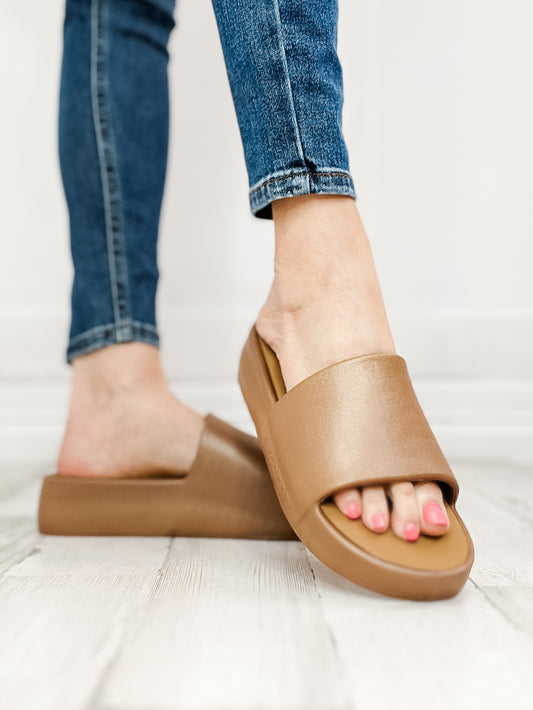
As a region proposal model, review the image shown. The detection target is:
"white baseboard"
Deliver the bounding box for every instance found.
[1,309,531,467]
[1,378,532,468]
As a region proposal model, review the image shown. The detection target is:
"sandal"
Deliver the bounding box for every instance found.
[238,324,475,600]
[38,413,297,540]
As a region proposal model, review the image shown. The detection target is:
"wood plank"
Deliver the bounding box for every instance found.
[457,477,533,588]
[480,587,533,640]
[0,573,157,710]
[0,458,530,710]
[0,535,170,710]
[98,538,346,710]
[308,556,533,710]
[7,534,171,579]
[458,469,533,642]
[0,517,39,576]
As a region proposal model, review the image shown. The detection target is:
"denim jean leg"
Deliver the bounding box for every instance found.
[59,0,176,363]
[210,0,356,220]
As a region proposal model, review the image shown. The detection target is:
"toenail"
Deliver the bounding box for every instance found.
[346,502,361,520]
[405,523,419,541]
[423,502,448,526]
[372,513,386,530]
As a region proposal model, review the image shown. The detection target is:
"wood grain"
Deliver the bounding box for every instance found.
[0,462,532,710]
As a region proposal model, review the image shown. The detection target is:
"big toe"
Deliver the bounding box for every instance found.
[415,482,450,536]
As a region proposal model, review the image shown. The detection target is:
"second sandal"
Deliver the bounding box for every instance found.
[38,413,297,541]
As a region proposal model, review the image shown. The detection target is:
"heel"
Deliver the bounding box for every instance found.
[238,325,277,436]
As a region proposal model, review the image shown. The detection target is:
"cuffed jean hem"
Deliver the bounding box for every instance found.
[66,320,160,364]
[249,168,357,220]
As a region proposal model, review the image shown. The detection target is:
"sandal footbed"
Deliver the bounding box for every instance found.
[321,501,470,571]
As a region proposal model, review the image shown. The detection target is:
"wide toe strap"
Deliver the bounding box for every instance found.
[263,354,459,524]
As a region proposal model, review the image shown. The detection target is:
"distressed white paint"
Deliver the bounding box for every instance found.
[0,459,531,710]
[1,378,532,477]
[100,538,345,710]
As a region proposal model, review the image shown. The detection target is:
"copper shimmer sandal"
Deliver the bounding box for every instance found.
[238,324,475,600]
[38,413,297,540]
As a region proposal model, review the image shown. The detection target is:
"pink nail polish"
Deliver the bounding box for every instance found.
[372,513,386,530]
[346,502,361,520]
[423,502,448,526]
[405,523,419,541]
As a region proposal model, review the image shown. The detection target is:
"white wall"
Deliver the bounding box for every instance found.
[0,1,532,461]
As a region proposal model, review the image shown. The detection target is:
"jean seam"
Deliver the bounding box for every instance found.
[249,169,356,220]
[272,0,309,189]
[90,0,131,336]
[67,321,160,364]
[68,320,159,347]
[249,168,353,196]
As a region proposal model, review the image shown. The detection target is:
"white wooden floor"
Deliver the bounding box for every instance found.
[0,460,532,710]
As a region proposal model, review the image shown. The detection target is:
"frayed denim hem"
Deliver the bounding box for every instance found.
[249,168,357,220]
[66,320,159,364]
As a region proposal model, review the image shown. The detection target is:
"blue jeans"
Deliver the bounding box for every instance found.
[59,0,357,364]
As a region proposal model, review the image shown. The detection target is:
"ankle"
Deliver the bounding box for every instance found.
[272,196,375,286]
[70,342,168,407]
[271,193,359,233]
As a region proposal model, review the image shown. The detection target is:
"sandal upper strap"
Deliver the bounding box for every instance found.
[262,353,459,524]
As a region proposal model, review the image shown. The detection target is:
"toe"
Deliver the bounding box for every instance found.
[386,481,420,541]
[333,488,361,520]
[333,488,362,520]
[361,485,389,532]
[414,482,450,536]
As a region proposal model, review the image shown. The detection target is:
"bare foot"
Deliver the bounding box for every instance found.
[57,343,205,478]
[256,194,450,541]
